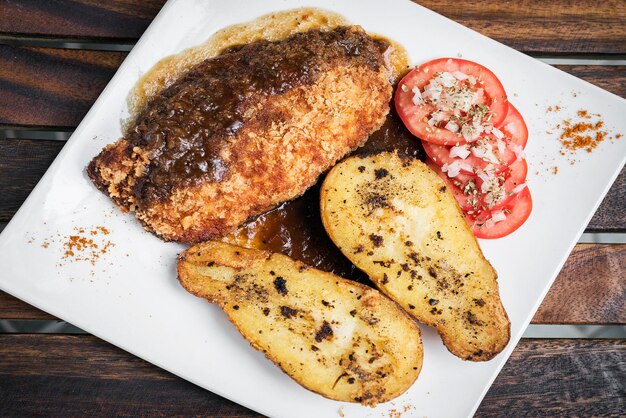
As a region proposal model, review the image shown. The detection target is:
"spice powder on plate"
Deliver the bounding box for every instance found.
[557,109,612,154]
[61,226,114,265]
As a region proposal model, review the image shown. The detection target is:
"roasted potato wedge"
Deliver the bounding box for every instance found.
[320,151,510,361]
[177,241,422,405]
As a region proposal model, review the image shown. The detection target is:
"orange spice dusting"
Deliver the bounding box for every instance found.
[560,119,607,153]
[60,226,115,265]
[387,404,416,418]
[577,109,591,119]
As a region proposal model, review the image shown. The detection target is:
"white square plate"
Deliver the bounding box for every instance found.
[1,0,624,417]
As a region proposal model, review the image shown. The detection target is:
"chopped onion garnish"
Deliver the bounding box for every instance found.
[491,210,507,223]
[491,127,505,140]
[437,71,457,87]
[452,71,469,80]
[496,138,507,154]
[442,161,473,178]
[510,143,526,160]
[471,141,499,163]
[445,121,460,133]
[505,122,517,136]
[411,87,423,105]
[449,144,470,159]
[512,183,527,194]
[471,146,486,158]
[461,124,479,141]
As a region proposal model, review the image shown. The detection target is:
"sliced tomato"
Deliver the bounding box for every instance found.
[395,58,508,146]
[488,159,528,211]
[428,159,528,213]
[422,134,516,175]
[498,102,528,149]
[426,160,474,210]
[467,188,532,239]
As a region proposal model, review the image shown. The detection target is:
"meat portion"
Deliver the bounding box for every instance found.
[88,26,392,242]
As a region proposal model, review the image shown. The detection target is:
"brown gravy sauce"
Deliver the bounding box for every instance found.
[129,8,419,282]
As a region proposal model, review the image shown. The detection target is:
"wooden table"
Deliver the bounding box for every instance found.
[0,1,624,416]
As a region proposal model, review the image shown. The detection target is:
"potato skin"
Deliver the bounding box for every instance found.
[177,241,423,405]
[320,151,510,361]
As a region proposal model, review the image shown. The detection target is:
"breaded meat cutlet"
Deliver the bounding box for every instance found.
[88,26,392,243]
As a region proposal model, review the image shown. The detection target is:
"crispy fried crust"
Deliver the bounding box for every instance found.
[320,151,510,361]
[88,27,391,243]
[177,242,423,405]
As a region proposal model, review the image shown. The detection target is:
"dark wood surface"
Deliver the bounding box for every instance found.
[0,139,65,221]
[532,244,626,324]
[0,1,624,417]
[587,168,626,232]
[0,335,623,417]
[0,45,125,129]
[1,44,625,130]
[420,0,626,55]
[1,0,625,55]
[0,0,165,41]
[2,242,624,324]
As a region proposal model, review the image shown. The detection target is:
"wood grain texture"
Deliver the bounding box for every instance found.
[1,1,625,55]
[476,339,625,417]
[0,0,165,41]
[0,291,56,320]
[1,242,624,323]
[0,45,125,129]
[0,43,623,129]
[555,65,626,99]
[587,167,626,232]
[417,0,626,55]
[533,244,626,324]
[0,139,65,221]
[0,335,623,416]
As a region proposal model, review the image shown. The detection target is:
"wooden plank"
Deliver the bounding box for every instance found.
[0,45,126,129]
[0,291,55,320]
[0,139,65,221]
[0,335,622,416]
[1,1,625,55]
[587,166,626,232]
[0,0,165,41]
[0,44,624,129]
[533,244,626,324]
[476,339,625,416]
[1,243,624,323]
[555,65,626,100]
[417,0,626,55]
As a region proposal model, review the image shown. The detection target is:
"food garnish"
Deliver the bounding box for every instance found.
[395,58,532,238]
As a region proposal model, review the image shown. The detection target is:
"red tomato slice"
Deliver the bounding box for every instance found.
[498,102,528,149]
[426,160,474,210]
[467,188,532,239]
[395,58,508,146]
[428,159,528,213]
[422,134,516,175]
[488,159,528,211]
